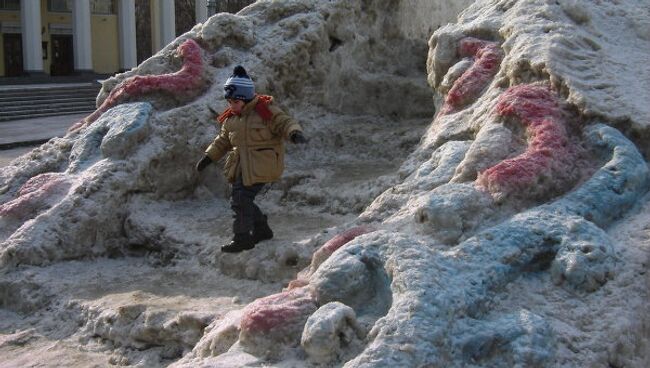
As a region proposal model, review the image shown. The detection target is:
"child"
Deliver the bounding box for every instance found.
[196,65,308,253]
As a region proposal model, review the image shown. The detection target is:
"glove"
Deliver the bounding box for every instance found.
[290,131,308,144]
[195,155,212,172]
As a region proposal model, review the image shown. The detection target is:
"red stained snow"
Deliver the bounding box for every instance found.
[70,38,205,131]
[440,37,503,115]
[240,287,317,335]
[476,84,575,198]
[0,173,71,218]
[318,226,374,255]
[286,226,375,291]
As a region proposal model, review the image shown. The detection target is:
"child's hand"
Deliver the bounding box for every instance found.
[290,131,308,144]
[195,156,212,171]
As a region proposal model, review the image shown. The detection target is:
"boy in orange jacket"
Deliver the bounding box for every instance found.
[196,66,307,253]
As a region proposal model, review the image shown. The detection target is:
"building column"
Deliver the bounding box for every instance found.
[159,0,176,50]
[72,0,93,73]
[118,0,137,71]
[196,0,208,24]
[20,0,44,75]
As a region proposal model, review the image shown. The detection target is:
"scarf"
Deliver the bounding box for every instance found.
[216,94,274,124]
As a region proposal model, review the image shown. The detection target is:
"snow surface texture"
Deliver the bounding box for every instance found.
[1,0,650,367]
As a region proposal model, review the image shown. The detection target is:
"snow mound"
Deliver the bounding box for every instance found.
[1,0,649,367]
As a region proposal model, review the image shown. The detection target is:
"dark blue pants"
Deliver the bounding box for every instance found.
[231,175,265,235]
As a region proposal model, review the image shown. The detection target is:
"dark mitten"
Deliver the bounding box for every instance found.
[195,155,212,171]
[290,131,308,144]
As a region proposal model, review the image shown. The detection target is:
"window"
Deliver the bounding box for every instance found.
[0,0,20,11]
[48,0,72,12]
[91,0,115,14]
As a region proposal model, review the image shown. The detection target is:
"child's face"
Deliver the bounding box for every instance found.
[227,99,245,114]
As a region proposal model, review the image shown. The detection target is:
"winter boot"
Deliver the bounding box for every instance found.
[252,215,274,244]
[221,233,255,253]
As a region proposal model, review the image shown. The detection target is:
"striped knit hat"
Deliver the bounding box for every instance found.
[224,65,255,101]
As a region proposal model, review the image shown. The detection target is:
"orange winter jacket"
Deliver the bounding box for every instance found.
[205,95,302,186]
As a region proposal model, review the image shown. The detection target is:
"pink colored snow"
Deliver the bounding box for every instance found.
[476,84,576,199]
[316,226,375,257]
[70,38,205,131]
[287,226,375,290]
[240,286,317,346]
[0,172,72,219]
[440,37,503,115]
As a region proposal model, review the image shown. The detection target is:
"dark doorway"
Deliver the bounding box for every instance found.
[50,35,73,76]
[135,1,152,64]
[217,0,255,13]
[175,0,196,37]
[3,33,23,77]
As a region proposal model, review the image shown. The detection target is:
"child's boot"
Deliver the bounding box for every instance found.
[252,215,274,244]
[221,233,255,253]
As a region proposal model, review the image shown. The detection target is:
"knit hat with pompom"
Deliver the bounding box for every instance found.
[224,65,255,101]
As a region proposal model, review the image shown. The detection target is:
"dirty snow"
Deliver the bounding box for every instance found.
[1,0,649,367]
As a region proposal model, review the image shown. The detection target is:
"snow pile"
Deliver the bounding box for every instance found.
[1,0,649,367]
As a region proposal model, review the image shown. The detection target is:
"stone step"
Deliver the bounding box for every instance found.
[0,85,100,96]
[0,93,96,101]
[0,104,95,115]
[0,91,99,101]
[0,98,96,111]
[0,83,100,121]
[0,108,94,122]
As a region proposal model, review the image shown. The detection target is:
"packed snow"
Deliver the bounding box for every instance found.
[1,0,649,367]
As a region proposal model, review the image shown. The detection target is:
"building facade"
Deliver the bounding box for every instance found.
[0,0,211,78]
